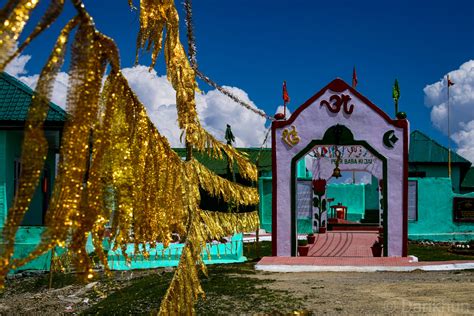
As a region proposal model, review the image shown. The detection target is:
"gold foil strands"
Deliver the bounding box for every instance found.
[199,210,260,239]
[0,15,79,281]
[191,159,259,207]
[0,0,40,70]
[135,0,258,182]
[2,0,65,68]
[1,1,261,314]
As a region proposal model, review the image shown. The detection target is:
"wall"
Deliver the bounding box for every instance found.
[106,234,246,270]
[5,131,57,225]
[364,177,379,210]
[259,177,272,232]
[259,177,382,231]
[0,130,58,272]
[410,164,462,193]
[326,184,365,222]
[408,177,474,241]
[259,176,313,234]
[0,131,6,227]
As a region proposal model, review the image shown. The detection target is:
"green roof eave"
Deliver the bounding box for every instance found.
[0,72,67,123]
[173,147,272,174]
[409,130,471,165]
[461,167,474,188]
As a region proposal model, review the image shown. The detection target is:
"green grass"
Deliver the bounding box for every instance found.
[2,272,80,297]
[243,240,272,261]
[83,241,301,315]
[408,244,474,261]
[82,263,304,315]
[83,272,173,315]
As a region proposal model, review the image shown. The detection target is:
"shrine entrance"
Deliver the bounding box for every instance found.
[271,78,409,257]
[292,128,386,257]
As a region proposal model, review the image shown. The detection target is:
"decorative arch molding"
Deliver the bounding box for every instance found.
[271,78,409,257]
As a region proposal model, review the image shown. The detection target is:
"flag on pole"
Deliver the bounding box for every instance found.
[392,79,400,116]
[392,79,400,101]
[447,75,454,87]
[352,66,358,88]
[282,81,290,104]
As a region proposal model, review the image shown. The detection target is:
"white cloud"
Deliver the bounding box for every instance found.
[452,120,474,162]
[4,52,69,109]
[5,54,270,148]
[4,54,32,77]
[424,60,474,162]
[122,65,269,147]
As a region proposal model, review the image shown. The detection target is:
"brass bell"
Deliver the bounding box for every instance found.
[332,166,342,179]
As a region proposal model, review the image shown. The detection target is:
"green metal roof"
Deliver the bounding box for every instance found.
[173,148,272,174]
[409,130,471,165]
[0,72,67,123]
[176,130,473,175]
[461,167,474,188]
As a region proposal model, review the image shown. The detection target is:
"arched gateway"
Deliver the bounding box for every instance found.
[272,78,409,257]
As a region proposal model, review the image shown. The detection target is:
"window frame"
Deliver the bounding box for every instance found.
[407,179,418,221]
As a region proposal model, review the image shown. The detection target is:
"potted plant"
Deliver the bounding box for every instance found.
[319,223,326,234]
[371,240,383,257]
[298,239,310,256]
[307,233,316,244]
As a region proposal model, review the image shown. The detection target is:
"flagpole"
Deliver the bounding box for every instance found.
[447,75,451,179]
[351,67,357,184]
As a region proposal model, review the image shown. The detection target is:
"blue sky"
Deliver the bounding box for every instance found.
[7,0,474,157]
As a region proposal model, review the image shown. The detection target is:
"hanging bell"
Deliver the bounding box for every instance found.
[332,166,342,179]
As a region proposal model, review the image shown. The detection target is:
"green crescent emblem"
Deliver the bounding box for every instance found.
[383,130,399,148]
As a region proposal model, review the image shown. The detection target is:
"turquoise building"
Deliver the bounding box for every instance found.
[0,71,251,272]
[407,131,474,241]
[253,130,474,241]
[0,72,66,270]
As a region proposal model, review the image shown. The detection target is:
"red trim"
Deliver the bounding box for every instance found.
[273,78,406,130]
[271,122,278,256]
[401,119,409,257]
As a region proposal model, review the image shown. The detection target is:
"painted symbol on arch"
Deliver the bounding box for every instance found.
[282,125,300,147]
[383,130,399,148]
[320,94,354,115]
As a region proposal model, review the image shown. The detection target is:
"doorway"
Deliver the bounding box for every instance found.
[290,125,388,257]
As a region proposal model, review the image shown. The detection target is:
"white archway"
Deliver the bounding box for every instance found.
[271,79,409,257]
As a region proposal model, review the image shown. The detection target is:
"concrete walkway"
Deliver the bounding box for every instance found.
[308,231,377,257]
[255,256,474,272]
[254,231,474,272]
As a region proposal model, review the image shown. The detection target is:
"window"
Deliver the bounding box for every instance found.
[408,180,418,221]
[408,171,426,178]
[15,159,50,226]
[13,159,21,196]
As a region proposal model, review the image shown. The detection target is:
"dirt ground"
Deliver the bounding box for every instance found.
[251,270,473,315]
[0,268,472,315]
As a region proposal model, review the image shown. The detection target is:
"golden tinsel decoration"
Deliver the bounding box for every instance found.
[0,1,261,314]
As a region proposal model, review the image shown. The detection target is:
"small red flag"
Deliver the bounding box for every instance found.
[447,75,454,87]
[282,81,290,104]
[352,66,358,88]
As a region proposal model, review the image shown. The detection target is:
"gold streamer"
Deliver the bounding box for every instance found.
[1,0,65,69]
[135,0,258,182]
[0,15,80,278]
[0,0,40,70]
[191,159,259,207]
[1,1,261,314]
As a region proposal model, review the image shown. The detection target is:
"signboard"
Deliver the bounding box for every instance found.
[296,180,312,219]
[306,145,383,180]
[453,197,474,222]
